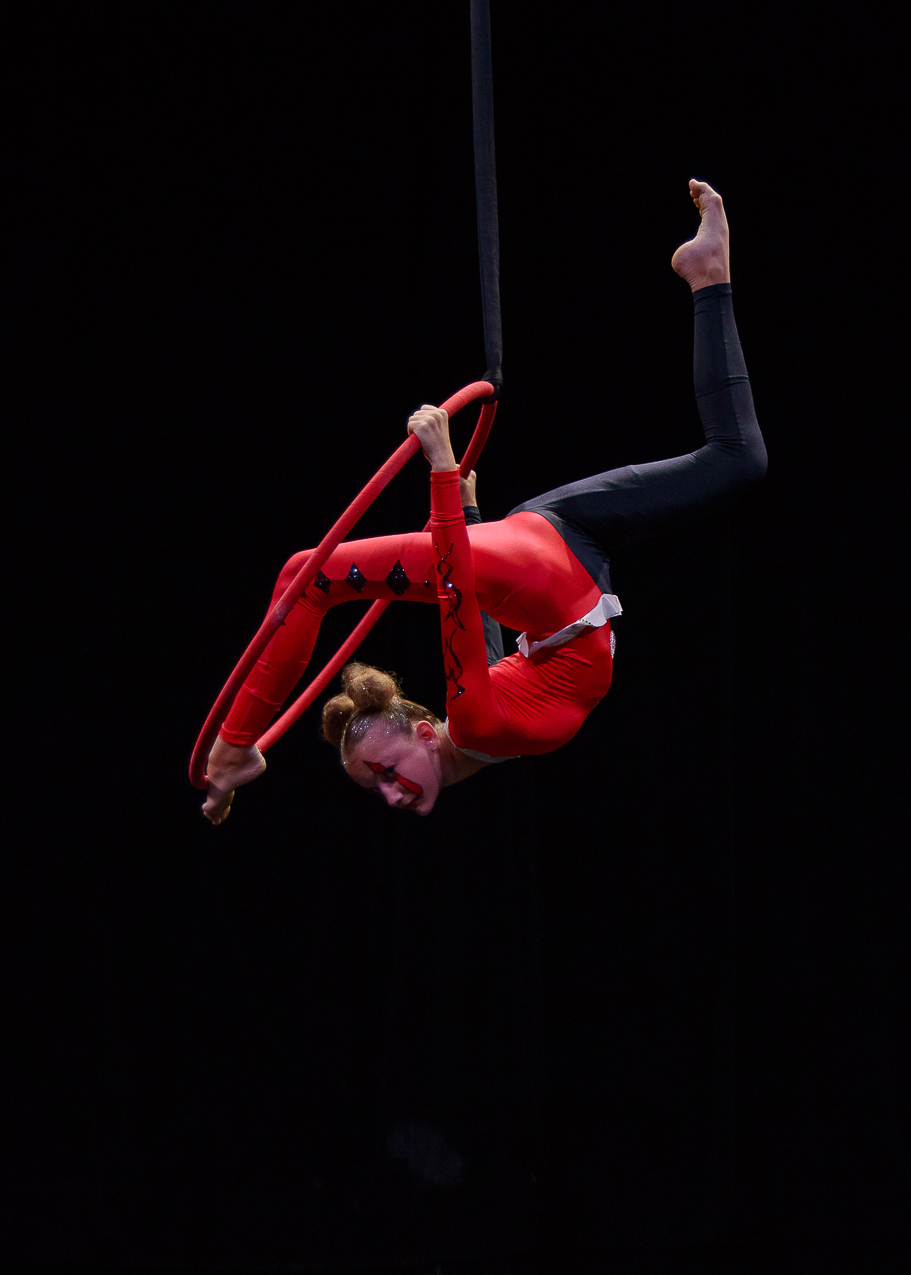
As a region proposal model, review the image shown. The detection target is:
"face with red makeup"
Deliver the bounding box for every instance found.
[343,719,444,816]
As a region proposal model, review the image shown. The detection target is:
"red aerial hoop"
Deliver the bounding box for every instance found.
[190,0,503,792]
[189,383,497,790]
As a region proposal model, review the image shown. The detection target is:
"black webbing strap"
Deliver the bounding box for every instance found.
[470,0,503,400]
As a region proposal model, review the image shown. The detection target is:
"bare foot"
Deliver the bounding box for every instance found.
[671,179,730,292]
[202,737,266,825]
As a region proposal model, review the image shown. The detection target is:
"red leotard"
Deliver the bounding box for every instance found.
[220,470,613,758]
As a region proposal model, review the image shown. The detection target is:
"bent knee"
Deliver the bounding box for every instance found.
[742,434,768,484]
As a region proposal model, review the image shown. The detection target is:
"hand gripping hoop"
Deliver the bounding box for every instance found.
[189,381,497,790]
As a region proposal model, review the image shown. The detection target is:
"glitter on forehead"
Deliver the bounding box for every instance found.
[344,714,412,764]
[385,560,410,596]
[345,563,367,593]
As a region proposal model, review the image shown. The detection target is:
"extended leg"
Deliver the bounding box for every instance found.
[509,181,767,590]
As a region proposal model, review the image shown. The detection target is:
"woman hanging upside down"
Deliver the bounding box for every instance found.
[202,179,767,824]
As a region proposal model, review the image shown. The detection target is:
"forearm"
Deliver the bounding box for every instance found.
[431,470,502,722]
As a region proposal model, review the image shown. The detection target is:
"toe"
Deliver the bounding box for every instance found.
[690,178,722,207]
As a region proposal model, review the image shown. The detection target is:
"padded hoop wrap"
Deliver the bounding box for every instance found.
[189,383,497,790]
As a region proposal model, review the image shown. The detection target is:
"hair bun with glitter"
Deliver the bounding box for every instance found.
[320,662,439,752]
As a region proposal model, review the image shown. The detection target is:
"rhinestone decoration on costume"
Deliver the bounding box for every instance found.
[314,571,331,594]
[385,560,410,597]
[345,563,367,593]
[610,629,616,658]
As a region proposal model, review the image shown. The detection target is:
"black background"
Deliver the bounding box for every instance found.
[5,2,905,1272]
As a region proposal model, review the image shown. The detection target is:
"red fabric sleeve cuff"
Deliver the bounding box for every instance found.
[430,469,464,525]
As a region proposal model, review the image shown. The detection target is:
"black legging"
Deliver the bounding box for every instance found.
[508,283,768,595]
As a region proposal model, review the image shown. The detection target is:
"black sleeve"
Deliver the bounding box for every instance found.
[463,504,506,667]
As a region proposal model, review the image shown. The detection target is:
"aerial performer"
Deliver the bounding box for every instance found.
[201,180,767,824]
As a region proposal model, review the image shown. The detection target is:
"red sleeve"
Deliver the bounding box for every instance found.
[430,470,503,744]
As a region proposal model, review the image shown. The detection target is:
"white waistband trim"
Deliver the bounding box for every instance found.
[517,592,622,659]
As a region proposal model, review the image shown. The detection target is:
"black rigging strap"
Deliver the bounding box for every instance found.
[470,0,503,400]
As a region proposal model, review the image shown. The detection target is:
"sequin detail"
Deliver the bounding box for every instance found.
[314,571,331,594]
[385,560,410,596]
[610,629,616,658]
[345,563,367,593]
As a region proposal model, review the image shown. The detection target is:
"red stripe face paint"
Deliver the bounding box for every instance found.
[363,761,424,799]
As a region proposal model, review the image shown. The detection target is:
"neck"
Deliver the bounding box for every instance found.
[437,723,490,787]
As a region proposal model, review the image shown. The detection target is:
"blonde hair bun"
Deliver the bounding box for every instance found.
[343,662,400,712]
[320,662,440,752]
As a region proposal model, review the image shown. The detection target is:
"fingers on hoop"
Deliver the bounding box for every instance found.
[409,404,449,424]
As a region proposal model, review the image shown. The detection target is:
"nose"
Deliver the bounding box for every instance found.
[380,783,408,808]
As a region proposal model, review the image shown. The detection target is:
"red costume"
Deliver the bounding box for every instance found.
[218,285,767,761]
[220,470,615,758]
